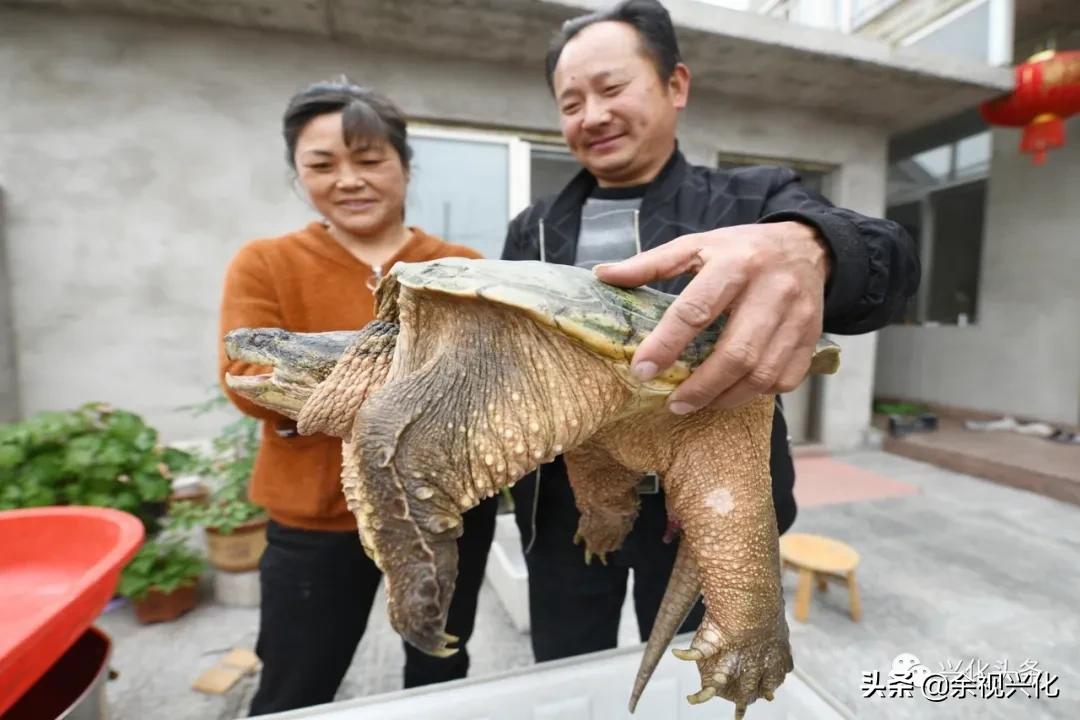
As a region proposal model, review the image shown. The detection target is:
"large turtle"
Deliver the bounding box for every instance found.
[224,257,840,717]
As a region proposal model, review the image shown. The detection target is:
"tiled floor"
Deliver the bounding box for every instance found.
[782,450,1079,720]
[792,455,921,508]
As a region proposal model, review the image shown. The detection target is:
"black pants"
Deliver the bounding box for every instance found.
[523,489,706,662]
[248,497,498,716]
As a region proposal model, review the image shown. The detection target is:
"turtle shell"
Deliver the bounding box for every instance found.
[389,258,839,385]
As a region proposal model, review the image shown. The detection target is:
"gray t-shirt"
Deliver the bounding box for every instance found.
[573,194,643,269]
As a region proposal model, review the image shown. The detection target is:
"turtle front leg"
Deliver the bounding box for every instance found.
[663,395,792,717]
[351,294,636,656]
[564,442,642,565]
[351,401,465,657]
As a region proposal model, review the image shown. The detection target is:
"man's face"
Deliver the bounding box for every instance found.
[552,21,688,187]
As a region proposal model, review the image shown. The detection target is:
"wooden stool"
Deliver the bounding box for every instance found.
[779,533,861,622]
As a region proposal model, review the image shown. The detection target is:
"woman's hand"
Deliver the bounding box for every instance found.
[594,221,830,413]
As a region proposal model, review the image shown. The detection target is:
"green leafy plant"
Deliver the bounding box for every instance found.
[0,402,195,531]
[168,390,265,534]
[169,485,265,534]
[873,401,927,417]
[117,535,205,601]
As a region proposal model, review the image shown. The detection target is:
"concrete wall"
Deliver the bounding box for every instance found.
[0,189,19,422]
[0,7,888,445]
[875,118,1080,426]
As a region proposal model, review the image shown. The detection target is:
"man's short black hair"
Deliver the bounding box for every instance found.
[544,0,683,94]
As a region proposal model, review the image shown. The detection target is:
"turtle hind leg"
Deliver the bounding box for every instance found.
[663,395,793,715]
[563,441,642,565]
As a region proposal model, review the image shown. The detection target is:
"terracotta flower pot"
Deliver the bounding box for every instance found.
[205,516,268,572]
[133,582,199,624]
[168,482,211,511]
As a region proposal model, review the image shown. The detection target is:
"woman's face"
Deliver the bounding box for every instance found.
[293,111,408,238]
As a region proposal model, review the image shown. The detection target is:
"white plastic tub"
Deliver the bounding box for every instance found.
[485,513,531,633]
[260,638,852,720]
[486,512,648,648]
[261,514,852,720]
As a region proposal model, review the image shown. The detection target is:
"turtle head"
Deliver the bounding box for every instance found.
[224,328,358,418]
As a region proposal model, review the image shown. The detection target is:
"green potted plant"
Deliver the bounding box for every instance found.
[170,392,267,572]
[118,535,205,623]
[0,402,194,533]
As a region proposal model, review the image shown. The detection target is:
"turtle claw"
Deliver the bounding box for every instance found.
[687,686,716,705]
[392,606,459,658]
[430,645,459,658]
[584,549,608,566]
[384,543,460,658]
[573,511,633,563]
[672,647,704,662]
[425,632,460,659]
[683,613,793,713]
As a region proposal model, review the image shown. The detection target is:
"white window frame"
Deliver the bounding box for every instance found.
[408,123,567,222]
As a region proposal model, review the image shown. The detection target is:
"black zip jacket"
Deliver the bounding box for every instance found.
[500,147,920,548]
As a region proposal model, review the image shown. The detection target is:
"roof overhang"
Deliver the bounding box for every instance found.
[3,0,1015,133]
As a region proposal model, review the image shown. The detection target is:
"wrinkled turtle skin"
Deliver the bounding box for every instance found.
[225,258,840,718]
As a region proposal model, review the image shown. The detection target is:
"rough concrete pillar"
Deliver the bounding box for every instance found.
[0,188,20,422]
[820,333,878,451]
[816,149,889,451]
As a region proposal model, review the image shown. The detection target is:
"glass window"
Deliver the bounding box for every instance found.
[903,0,991,65]
[926,181,985,324]
[405,135,510,260]
[955,131,992,178]
[886,129,991,325]
[530,146,580,202]
[911,145,951,182]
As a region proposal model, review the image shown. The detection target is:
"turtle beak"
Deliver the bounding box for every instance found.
[224,328,359,417]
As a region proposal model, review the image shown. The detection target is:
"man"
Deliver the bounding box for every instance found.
[500,0,919,663]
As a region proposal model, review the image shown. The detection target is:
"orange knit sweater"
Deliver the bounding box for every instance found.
[218,221,482,531]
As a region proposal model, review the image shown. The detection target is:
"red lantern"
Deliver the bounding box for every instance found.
[980,50,1080,165]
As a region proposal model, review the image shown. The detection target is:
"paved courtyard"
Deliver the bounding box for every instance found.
[95,449,1080,720]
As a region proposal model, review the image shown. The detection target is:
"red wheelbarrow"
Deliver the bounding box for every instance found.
[0,506,144,717]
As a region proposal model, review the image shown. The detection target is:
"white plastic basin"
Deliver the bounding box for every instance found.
[259,637,852,720]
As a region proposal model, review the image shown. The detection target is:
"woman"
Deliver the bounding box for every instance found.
[218,80,498,715]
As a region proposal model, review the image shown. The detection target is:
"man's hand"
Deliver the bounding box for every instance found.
[593,221,830,414]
